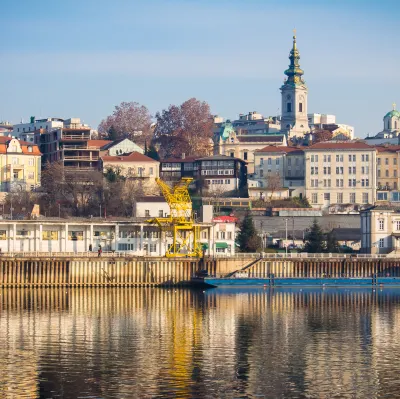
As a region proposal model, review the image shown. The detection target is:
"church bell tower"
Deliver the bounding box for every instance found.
[280,31,310,138]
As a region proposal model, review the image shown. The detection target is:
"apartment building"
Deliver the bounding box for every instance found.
[101,152,159,182]
[360,205,400,254]
[375,145,400,190]
[304,142,377,208]
[250,146,305,199]
[0,137,41,192]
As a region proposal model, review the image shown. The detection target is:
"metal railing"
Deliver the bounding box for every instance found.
[0,251,131,258]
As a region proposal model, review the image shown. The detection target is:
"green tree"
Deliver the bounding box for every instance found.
[107,125,118,141]
[146,143,160,161]
[326,230,339,253]
[304,219,325,253]
[237,212,261,252]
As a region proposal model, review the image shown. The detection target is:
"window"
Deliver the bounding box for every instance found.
[28,146,33,153]
[202,231,207,239]
[379,219,384,230]
[220,232,226,239]
[299,103,303,112]
[267,158,272,165]
[377,192,388,201]
[260,170,264,177]
[350,193,356,203]
[28,172,34,179]
[379,238,384,248]
[276,158,280,165]
[365,154,369,162]
[69,231,84,241]
[118,243,135,251]
[385,158,389,165]
[312,193,318,204]
[324,193,330,201]
[377,158,381,165]
[395,182,398,189]
[260,158,264,166]
[227,232,232,240]
[159,210,164,217]
[311,155,314,162]
[362,155,365,162]
[287,103,292,112]
[396,221,400,231]
[225,179,230,184]
[12,157,18,165]
[42,231,58,240]
[385,170,389,177]
[395,158,398,165]
[395,170,398,178]
[287,158,291,166]
[149,167,154,175]
[150,244,157,253]
[244,152,248,160]
[362,193,369,204]
[336,193,343,203]
[230,152,234,157]
[378,170,381,177]
[145,210,150,217]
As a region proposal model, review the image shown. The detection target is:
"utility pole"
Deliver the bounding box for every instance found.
[284,218,288,255]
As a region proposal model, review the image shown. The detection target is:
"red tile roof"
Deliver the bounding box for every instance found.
[374,145,400,153]
[0,137,41,155]
[161,156,197,163]
[306,142,373,150]
[102,151,158,163]
[237,135,284,143]
[256,145,304,154]
[87,140,113,148]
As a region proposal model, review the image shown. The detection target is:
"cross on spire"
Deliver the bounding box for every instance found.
[393,102,396,111]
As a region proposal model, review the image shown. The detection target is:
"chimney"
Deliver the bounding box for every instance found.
[182,153,186,160]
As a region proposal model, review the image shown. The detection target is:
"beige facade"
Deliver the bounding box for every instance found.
[376,146,400,190]
[304,143,377,208]
[361,206,400,254]
[251,146,305,199]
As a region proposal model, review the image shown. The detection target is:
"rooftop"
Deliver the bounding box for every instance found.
[256,145,304,154]
[102,151,158,163]
[306,142,373,150]
[236,135,285,143]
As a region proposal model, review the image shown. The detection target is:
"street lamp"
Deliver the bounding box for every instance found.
[284,218,288,255]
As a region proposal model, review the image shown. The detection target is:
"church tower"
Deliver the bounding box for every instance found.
[280,32,310,138]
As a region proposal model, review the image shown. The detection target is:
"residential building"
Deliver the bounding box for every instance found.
[375,145,400,190]
[159,155,197,182]
[308,114,354,140]
[134,196,170,218]
[12,116,65,142]
[0,218,235,256]
[194,154,247,196]
[0,137,41,192]
[250,146,305,199]
[304,142,377,208]
[360,205,400,254]
[101,152,159,181]
[0,122,12,136]
[100,138,144,156]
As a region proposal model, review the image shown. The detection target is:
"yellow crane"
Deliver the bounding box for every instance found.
[146,177,202,257]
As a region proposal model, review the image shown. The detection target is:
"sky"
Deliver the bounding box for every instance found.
[1,0,399,137]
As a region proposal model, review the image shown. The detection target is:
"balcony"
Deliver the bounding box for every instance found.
[62,145,100,150]
[61,134,91,141]
[63,155,99,161]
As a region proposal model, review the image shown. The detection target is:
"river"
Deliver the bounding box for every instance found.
[1,287,400,398]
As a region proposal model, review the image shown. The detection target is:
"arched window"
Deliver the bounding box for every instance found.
[395,121,398,129]
[287,103,292,113]
[299,103,303,112]
[28,146,33,152]
[388,120,390,130]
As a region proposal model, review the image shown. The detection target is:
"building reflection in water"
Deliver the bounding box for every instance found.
[1,288,400,398]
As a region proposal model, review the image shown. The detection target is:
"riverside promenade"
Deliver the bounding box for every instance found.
[0,252,399,287]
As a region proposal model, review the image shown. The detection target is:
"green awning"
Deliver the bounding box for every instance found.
[201,243,209,249]
[216,242,228,249]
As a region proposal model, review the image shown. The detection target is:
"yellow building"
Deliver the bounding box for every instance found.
[0,137,41,192]
[375,145,400,190]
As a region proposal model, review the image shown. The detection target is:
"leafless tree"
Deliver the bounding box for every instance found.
[98,101,152,146]
[153,98,214,158]
[265,171,282,201]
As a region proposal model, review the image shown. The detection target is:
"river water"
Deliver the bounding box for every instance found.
[1,287,400,398]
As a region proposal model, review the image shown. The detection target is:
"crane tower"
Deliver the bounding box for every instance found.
[146,177,202,258]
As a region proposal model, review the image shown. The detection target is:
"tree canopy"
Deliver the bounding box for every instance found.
[304,219,325,253]
[98,101,152,146]
[237,212,261,252]
[153,98,214,158]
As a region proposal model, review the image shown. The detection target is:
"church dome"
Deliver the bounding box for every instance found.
[384,109,400,119]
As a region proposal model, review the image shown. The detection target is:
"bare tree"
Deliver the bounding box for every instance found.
[265,171,282,201]
[98,102,152,146]
[153,98,214,158]
[312,129,333,144]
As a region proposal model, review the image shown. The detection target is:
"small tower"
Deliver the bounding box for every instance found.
[280,31,310,138]
[383,103,400,133]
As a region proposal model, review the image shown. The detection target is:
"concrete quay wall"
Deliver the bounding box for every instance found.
[0,255,399,287]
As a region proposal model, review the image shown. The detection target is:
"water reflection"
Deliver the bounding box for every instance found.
[1,288,400,398]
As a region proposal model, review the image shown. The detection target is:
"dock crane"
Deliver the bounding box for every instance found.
[146,177,202,257]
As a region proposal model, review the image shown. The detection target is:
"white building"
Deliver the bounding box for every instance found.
[134,197,170,218]
[0,218,236,256]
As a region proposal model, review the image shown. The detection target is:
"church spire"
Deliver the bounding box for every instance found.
[284,30,305,86]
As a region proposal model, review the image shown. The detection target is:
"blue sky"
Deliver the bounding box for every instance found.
[1,0,399,137]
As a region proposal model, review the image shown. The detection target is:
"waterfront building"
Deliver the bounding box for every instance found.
[134,196,169,218]
[250,146,305,199]
[0,218,236,256]
[159,155,197,182]
[375,145,400,190]
[304,142,377,208]
[0,137,41,192]
[360,205,400,254]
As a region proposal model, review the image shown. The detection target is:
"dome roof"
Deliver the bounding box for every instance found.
[385,110,400,119]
